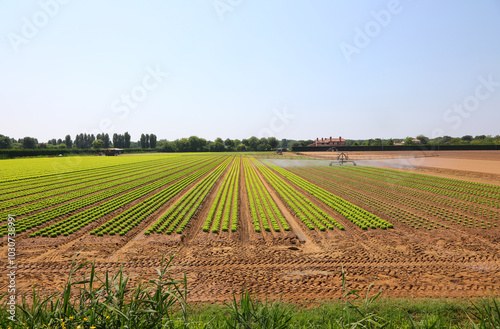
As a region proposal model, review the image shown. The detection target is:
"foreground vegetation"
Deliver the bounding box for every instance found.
[1,254,499,329]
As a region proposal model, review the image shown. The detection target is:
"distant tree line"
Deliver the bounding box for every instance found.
[0,132,140,150]
[348,134,500,147]
[156,136,280,152]
[74,133,95,149]
[0,135,304,153]
[285,139,314,149]
[1,133,498,152]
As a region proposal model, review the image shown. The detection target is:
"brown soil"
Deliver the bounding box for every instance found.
[299,150,500,184]
[1,152,500,303]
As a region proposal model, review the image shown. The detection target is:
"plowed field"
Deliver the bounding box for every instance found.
[1,152,499,303]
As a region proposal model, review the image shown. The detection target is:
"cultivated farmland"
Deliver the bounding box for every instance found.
[1,152,500,302]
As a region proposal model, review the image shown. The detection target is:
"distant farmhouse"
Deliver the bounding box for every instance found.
[308,136,346,147]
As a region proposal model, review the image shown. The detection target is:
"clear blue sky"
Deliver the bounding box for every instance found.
[1,0,499,142]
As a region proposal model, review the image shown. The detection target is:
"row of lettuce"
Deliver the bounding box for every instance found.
[1,153,499,238]
[290,166,498,230]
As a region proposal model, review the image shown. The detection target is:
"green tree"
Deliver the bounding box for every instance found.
[461,135,473,143]
[92,139,105,149]
[97,134,109,148]
[416,134,429,144]
[124,132,131,148]
[403,137,414,145]
[441,136,452,144]
[150,134,157,148]
[0,135,12,149]
[175,138,190,152]
[257,143,270,151]
[188,136,203,152]
[22,137,38,149]
[281,139,288,149]
[200,138,208,151]
[160,140,175,152]
[104,134,111,148]
[384,139,394,146]
[210,141,225,152]
[248,136,259,150]
[86,134,95,148]
[74,134,82,148]
[140,134,146,149]
[83,134,90,148]
[268,137,279,149]
[471,136,494,145]
[224,138,234,148]
[259,137,268,148]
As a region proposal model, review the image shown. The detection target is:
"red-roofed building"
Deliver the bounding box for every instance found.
[308,137,346,147]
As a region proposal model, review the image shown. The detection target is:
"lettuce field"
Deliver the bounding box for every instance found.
[1,153,500,302]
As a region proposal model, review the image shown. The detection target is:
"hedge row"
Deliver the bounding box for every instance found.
[291,144,499,152]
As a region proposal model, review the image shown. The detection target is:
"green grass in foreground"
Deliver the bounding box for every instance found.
[1,254,499,329]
